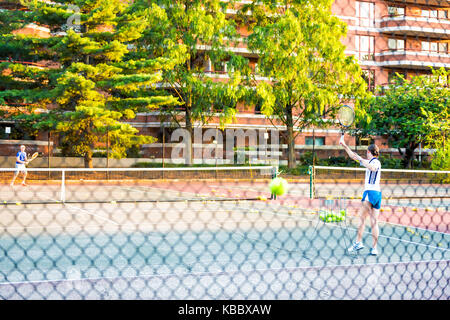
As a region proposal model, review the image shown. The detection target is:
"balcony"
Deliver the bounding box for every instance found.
[383,0,449,7]
[379,14,450,38]
[376,49,450,69]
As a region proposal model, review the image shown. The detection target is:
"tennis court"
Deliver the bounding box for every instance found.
[0,166,449,299]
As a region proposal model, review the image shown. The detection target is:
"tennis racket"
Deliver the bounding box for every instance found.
[27,152,39,163]
[337,105,355,133]
[337,105,355,145]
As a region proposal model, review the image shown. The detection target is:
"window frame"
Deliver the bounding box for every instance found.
[388,38,405,51]
[305,137,325,146]
[355,35,375,60]
[355,1,376,27]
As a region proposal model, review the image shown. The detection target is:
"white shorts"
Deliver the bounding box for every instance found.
[15,163,27,173]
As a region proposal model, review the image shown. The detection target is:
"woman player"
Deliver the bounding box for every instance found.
[339,135,381,256]
[10,145,29,187]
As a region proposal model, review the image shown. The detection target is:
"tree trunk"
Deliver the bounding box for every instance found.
[285,105,296,169]
[403,143,418,169]
[185,107,193,166]
[84,150,93,168]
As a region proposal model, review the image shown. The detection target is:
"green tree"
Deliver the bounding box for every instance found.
[364,68,449,169]
[245,0,368,168]
[141,0,250,164]
[0,0,183,167]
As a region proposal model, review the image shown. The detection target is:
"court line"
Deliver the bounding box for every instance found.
[1,258,448,287]
[236,205,450,252]
[5,200,448,251]
[116,185,224,200]
[40,197,120,226]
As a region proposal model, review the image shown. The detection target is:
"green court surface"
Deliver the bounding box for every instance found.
[1,200,448,299]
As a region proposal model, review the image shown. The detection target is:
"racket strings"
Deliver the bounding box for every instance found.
[338,107,355,127]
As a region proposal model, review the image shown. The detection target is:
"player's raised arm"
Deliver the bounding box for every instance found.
[339,135,362,162]
[340,136,379,171]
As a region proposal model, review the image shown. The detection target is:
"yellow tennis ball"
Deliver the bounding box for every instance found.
[269,177,288,196]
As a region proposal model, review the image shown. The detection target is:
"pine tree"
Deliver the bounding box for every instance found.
[0,0,184,167]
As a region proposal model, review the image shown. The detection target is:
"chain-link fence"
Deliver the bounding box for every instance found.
[0,164,448,299]
[0,0,449,301]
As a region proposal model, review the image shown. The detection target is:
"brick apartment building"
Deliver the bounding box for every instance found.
[0,0,448,165]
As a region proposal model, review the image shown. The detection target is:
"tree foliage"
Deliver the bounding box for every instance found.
[140,0,250,164]
[0,0,184,167]
[361,68,449,169]
[245,0,369,168]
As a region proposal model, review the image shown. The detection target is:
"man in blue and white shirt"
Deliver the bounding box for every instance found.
[340,135,381,256]
[10,145,29,187]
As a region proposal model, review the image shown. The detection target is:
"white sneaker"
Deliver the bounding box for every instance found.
[348,242,364,253]
[370,247,378,256]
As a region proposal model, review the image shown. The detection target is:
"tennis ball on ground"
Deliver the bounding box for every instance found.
[269,177,288,196]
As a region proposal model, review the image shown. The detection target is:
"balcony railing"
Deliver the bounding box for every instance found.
[378,48,450,56]
[375,49,450,69]
[381,14,450,22]
[379,14,450,38]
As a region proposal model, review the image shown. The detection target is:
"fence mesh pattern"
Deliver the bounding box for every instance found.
[0,0,449,301]
[0,165,448,300]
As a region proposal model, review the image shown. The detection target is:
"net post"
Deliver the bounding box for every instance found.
[60,169,66,203]
[308,165,315,199]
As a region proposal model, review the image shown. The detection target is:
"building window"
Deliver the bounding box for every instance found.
[355,35,375,60]
[421,9,438,19]
[254,101,262,114]
[430,42,438,52]
[438,43,448,54]
[305,137,325,146]
[388,6,405,17]
[214,60,227,73]
[422,41,447,53]
[388,38,405,51]
[438,10,448,19]
[362,69,375,92]
[356,137,371,146]
[355,1,375,27]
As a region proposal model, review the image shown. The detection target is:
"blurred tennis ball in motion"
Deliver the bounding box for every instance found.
[269,177,288,196]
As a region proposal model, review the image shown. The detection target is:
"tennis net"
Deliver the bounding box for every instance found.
[311,166,449,202]
[0,166,274,204]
